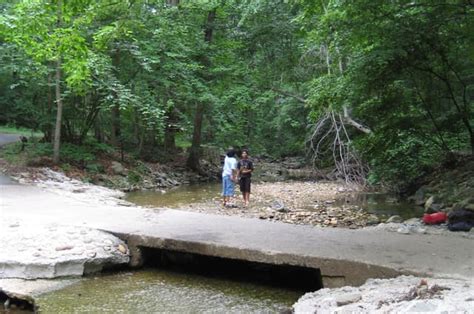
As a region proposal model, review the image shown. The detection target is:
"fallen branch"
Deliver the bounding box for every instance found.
[343,106,372,134]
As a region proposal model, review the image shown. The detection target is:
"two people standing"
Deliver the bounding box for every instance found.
[221,148,254,207]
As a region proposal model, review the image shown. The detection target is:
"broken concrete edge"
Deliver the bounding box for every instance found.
[0,259,130,309]
[0,225,131,307]
[0,256,130,280]
[116,232,427,288]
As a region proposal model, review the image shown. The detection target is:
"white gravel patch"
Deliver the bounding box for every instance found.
[11,168,128,206]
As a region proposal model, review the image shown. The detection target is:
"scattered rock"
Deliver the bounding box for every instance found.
[87,252,96,258]
[55,245,74,251]
[386,215,403,223]
[397,226,411,234]
[403,218,420,224]
[118,244,127,254]
[366,215,380,225]
[413,186,429,206]
[416,227,427,234]
[335,292,362,306]
[103,239,113,245]
[111,161,126,176]
[272,200,288,213]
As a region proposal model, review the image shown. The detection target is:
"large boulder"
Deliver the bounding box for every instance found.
[111,161,127,176]
[412,186,430,206]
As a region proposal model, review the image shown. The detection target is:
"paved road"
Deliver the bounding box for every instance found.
[1,183,473,286]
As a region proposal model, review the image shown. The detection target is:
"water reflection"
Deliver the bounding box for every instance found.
[127,184,221,208]
[333,193,424,220]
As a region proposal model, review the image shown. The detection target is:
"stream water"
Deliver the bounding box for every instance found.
[36,269,300,313]
[126,183,424,220]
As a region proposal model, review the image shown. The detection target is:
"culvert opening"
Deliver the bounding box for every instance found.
[140,247,323,292]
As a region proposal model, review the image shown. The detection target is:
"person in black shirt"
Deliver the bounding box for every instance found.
[237,149,254,207]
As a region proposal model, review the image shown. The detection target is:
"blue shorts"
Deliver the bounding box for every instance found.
[222,175,235,197]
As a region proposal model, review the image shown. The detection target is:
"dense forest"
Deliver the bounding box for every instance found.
[0,0,472,189]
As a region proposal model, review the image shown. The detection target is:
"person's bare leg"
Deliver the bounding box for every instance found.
[243,192,249,206]
[223,196,231,206]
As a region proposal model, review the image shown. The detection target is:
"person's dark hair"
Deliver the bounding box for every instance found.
[226,148,235,157]
[242,148,249,154]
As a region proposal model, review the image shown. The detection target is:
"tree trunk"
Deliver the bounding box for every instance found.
[53,62,63,163]
[110,49,121,147]
[53,0,63,164]
[44,69,53,143]
[186,9,216,171]
[164,126,177,152]
[187,102,204,171]
[164,105,178,153]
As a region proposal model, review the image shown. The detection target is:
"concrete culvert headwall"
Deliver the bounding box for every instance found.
[140,247,324,292]
[122,234,405,290]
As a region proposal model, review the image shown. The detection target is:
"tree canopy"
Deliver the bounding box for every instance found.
[1,0,472,188]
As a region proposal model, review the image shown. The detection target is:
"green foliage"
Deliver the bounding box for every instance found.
[0,0,471,190]
[127,170,141,184]
[0,125,43,137]
[356,131,440,189]
[300,0,474,186]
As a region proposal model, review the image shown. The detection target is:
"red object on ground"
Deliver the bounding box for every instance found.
[422,212,447,225]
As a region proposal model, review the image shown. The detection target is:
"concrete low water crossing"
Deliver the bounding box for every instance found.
[1,178,473,311]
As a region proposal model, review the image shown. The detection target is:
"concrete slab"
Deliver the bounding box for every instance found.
[1,184,473,287]
[0,222,129,279]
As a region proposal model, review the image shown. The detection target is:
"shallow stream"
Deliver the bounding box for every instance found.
[36,269,299,313]
[126,183,424,220]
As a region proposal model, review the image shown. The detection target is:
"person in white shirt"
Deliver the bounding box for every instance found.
[222,148,238,207]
